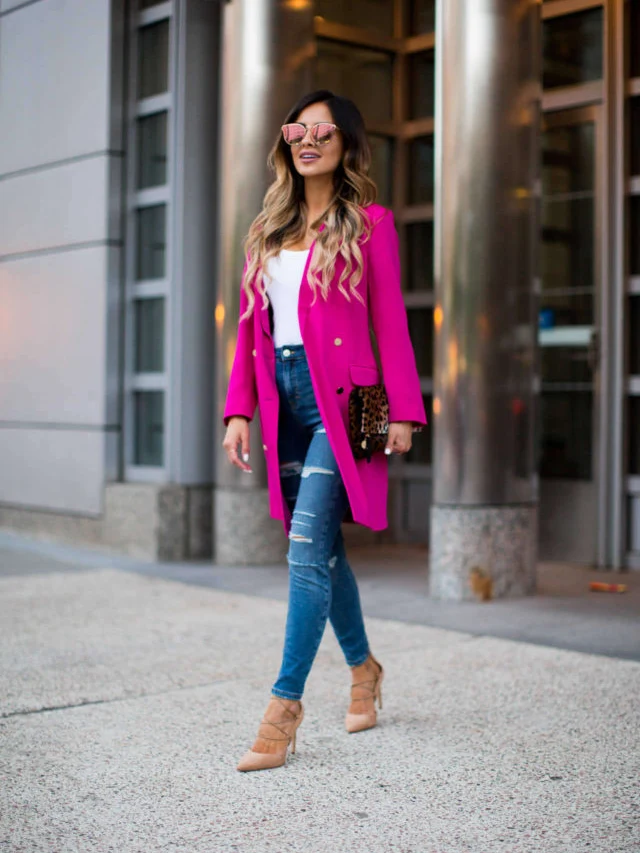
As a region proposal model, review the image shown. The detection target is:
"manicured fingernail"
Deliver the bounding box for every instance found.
[384,448,392,455]
[242,453,250,462]
[242,468,252,474]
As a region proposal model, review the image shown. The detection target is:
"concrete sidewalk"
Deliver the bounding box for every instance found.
[1,535,639,852]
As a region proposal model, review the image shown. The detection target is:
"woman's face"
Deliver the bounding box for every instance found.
[289,102,344,180]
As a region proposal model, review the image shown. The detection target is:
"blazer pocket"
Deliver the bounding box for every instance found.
[349,364,381,386]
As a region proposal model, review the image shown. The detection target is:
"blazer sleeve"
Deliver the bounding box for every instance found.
[222,267,258,427]
[367,209,428,427]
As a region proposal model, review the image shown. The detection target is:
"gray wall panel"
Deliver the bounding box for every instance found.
[0,157,111,256]
[0,248,108,424]
[0,0,111,175]
[0,428,104,514]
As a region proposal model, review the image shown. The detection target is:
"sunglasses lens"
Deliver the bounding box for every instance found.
[282,124,306,145]
[313,123,336,144]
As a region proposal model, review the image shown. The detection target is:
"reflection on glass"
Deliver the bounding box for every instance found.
[630,296,640,376]
[541,199,593,293]
[407,0,435,35]
[138,20,169,99]
[368,134,393,207]
[316,0,394,36]
[631,197,640,276]
[631,99,640,177]
[407,308,433,376]
[134,391,164,466]
[408,137,434,204]
[539,392,592,479]
[541,346,591,384]
[316,40,393,124]
[631,0,640,78]
[406,396,432,464]
[135,298,165,372]
[137,112,168,189]
[629,397,640,475]
[408,51,435,120]
[406,221,433,291]
[543,9,603,89]
[136,205,166,280]
[542,124,594,195]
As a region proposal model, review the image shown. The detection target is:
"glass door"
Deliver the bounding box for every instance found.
[538,106,603,564]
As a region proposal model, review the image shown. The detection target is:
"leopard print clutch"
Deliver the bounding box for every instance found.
[348,383,390,461]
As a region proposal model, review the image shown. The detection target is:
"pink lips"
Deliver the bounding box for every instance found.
[299,152,320,163]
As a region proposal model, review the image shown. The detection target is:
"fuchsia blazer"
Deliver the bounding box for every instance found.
[223,204,428,535]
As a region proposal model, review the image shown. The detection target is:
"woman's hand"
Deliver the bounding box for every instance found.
[385,421,413,456]
[222,416,252,472]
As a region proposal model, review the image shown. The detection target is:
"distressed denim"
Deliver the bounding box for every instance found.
[271,344,371,701]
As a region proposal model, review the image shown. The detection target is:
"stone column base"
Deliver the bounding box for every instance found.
[214,488,287,565]
[429,505,538,600]
[0,484,212,562]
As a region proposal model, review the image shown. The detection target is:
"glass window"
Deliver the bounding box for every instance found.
[368,134,393,207]
[134,391,164,466]
[632,99,640,178]
[539,391,592,479]
[138,20,169,99]
[407,0,435,35]
[630,296,640,376]
[406,396,432,464]
[136,204,166,280]
[405,221,433,291]
[408,136,434,204]
[541,199,594,295]
[135,298,165,372]
[139,0,164,7]
[629,397,640,475]
[408,51,435,120]
[631,197,640,276]
[137,112,168,189]
[632,0,640,78]
[316,40,393,124]
[542,123,595,195]
[543,9,603,89]
[315,0,394,36]
[407,308,433,376]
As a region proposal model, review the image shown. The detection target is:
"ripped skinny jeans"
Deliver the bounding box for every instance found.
[271,344,371,701]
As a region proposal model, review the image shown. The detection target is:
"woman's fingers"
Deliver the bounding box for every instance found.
[385,422,413,455]
[222,418,252,472]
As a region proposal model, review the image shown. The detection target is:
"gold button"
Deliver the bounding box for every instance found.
[334,337,342,346]
[252,349,256,357]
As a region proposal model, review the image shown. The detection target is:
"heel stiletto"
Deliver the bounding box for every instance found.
[345,653,384,733]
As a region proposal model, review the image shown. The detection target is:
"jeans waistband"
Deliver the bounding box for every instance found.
[274,344,307,362]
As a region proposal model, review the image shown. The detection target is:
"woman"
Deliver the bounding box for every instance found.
[222,90,427,772]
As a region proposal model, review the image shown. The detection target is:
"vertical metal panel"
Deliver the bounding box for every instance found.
[170,0,222,483]
[215,0,314,490]
[433,0,540,506]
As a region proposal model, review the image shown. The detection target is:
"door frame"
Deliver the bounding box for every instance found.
[540,104,609,566]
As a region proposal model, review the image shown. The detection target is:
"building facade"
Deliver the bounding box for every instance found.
[0,0,638,572]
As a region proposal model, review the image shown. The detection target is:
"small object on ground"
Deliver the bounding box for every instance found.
[589,581,627,593]
[469,566,493,601]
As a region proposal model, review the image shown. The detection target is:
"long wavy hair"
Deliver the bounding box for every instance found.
[240,90,377,320]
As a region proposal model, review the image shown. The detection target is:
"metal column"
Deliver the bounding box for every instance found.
[213,0,314,564]
[429,0,541,599]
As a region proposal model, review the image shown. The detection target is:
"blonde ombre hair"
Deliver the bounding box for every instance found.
[240,91,377,320]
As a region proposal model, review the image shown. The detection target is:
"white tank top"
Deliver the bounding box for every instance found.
[265,248,310,348]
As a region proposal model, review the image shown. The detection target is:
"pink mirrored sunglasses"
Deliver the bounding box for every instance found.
[281,121,339,146]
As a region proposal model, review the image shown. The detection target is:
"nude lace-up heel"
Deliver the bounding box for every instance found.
[345,653,384,733]
[236,696,304,772]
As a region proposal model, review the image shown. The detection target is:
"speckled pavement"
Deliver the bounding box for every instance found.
[1,567,639,853]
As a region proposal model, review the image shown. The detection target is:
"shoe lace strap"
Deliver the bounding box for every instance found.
[258,698,301,743]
